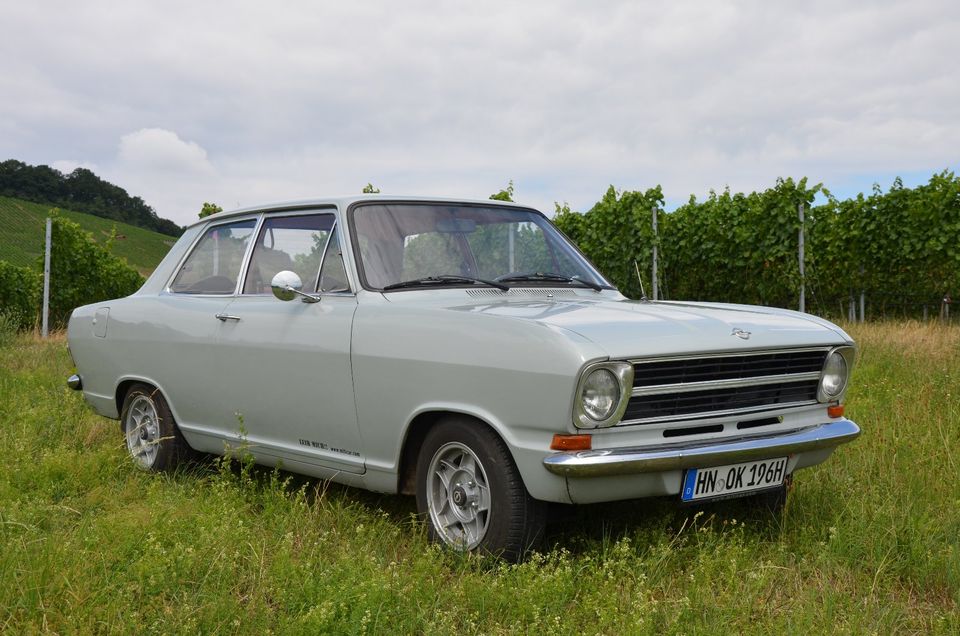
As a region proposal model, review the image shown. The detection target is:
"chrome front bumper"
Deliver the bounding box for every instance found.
[543,419,860,477]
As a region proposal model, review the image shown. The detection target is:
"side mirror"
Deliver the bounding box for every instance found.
[271,271,320,303]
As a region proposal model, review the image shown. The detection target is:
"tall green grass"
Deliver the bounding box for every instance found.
[1,324,957,634]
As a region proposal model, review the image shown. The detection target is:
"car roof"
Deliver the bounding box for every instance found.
[187,194,533,229]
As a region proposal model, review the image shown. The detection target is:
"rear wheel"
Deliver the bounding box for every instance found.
[120,383,189,472]
[415,418,546,561]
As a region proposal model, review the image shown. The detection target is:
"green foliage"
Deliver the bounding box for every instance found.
[556,172,960,314]
[0,196,174,275]
[0,310,18,346]
[661,178,820,306]
[553,186,664,299]
[489,180,515,202]
[198,202,223,219]
[362,183,381,194]
[807,171,960,315]
[0,261,41,330]
[43,214,144,327]
[0,159,182,236]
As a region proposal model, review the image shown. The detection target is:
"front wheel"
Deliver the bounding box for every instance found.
[415,419,546,561]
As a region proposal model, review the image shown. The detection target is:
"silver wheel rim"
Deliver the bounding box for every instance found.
[426,441,491,550]
[124,394,160,469]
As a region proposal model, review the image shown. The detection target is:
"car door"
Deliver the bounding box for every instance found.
[156,216,259,446]
[213,210,364,474]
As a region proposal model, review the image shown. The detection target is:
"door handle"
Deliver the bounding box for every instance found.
[215,313,241,322]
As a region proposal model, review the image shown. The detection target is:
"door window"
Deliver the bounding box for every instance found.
[170,219,257,294]
[243,213,335,294]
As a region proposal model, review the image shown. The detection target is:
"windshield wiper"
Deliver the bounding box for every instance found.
[382,275,510,292]
[494,272,604,291]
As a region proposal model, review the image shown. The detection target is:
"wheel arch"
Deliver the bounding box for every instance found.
[114,376,178,423]
[396,408,511,495]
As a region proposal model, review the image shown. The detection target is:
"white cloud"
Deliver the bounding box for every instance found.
[0,1,957,224]
[109,129,216,220]
[117,128,213,175]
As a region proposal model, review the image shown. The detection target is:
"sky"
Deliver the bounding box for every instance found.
[2,0,958,226]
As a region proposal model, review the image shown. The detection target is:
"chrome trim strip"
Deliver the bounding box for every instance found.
[628,347,830,366]
[236,213,266,295]
[314,220,336,293]
[618,400,819,426]
[543,419,860,477]
[630,371,821,397]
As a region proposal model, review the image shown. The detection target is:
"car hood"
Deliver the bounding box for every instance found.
[428,293,851,359]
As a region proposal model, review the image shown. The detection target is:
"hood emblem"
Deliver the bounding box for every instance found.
[731,328,751,340]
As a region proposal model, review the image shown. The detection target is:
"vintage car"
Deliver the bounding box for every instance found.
[67,195,860,559]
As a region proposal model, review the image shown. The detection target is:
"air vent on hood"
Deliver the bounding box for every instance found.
[464,288,577,298]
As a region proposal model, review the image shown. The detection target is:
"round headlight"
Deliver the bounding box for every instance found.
[581,368,620,421]
[820,351,848,399]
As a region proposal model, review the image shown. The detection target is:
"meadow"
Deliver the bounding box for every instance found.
[1,323,957,634]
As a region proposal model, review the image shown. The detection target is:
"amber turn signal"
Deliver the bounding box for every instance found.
[827,404,845,418]
[550,434,592,451]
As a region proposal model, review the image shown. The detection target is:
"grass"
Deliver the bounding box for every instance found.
[0,196,175,275]
[1,322,958,634]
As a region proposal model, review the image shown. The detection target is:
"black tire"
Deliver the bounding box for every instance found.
[119,383,190,472]
[415,418,547,561]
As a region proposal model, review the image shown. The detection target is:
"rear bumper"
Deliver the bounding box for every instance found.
[543,418,860,477]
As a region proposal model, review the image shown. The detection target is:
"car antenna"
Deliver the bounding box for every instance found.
[634,260,648,302]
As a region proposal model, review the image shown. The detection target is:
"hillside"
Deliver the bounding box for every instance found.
[0,160,182,237]
[0,196,175,275]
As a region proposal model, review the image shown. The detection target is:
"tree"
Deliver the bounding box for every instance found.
[362,183,381,194]
[199,202,223,219]
[489,180,515,202]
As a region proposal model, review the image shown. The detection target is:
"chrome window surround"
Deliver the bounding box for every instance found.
[164,206,358,298]
[817,345,856,403]
[618,347,834,426]
[572,361,634,429]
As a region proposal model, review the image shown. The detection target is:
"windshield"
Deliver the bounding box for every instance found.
[350,203,611,291]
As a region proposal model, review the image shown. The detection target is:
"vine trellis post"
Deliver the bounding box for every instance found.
[651,206,659,301]
[798,203,805,313]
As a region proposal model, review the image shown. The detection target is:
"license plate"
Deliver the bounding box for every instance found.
[681,457,788,502]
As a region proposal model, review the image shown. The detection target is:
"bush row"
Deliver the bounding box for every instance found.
[553,171,960,317]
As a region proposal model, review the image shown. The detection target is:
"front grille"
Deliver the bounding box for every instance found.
[622,348,827,425]
[632,350,827,388]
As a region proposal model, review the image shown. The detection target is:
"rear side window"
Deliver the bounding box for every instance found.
[243,213,335,294]
[170,219,257,294]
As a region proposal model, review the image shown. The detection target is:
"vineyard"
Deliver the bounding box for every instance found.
[553,171,960,320]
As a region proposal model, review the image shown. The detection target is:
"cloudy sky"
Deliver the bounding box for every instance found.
[2,0,958,226]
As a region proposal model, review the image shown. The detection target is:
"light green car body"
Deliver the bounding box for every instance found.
[67,195,859,505]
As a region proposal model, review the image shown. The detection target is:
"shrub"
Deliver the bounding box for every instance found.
[41,214,145,327]
[0,260,42,330]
